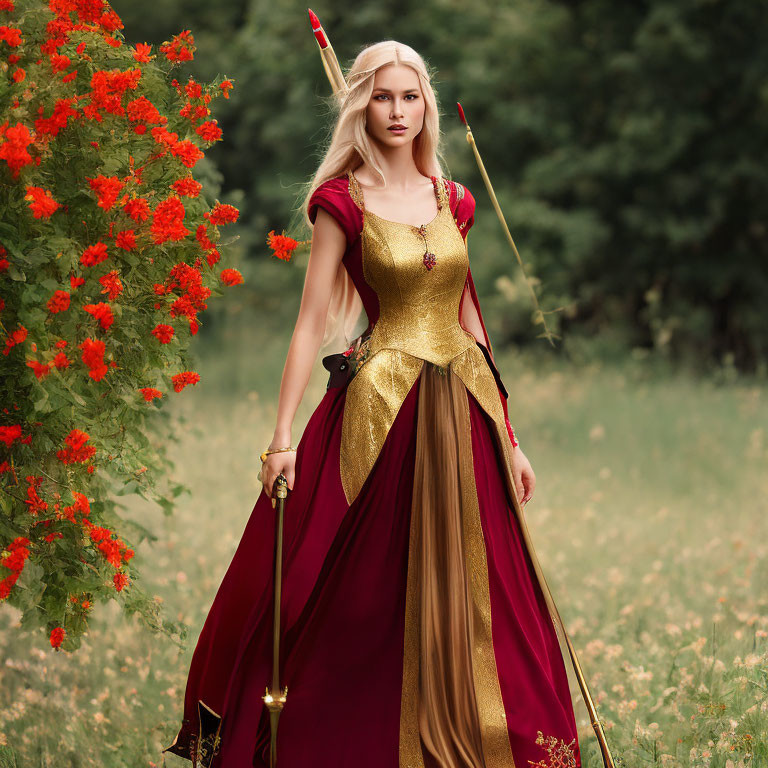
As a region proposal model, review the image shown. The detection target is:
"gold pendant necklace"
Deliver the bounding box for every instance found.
[413,223,437,271]
[411,176,441,271]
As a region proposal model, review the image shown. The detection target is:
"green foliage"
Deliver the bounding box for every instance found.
[444,0,768,372]
[0,0,241,648]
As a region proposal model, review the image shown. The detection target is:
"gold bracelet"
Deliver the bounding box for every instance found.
[260,446,296,463]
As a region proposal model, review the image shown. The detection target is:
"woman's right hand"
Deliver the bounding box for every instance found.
[260,449,296,499]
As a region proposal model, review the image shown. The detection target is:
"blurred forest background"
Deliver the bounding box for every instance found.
[1,1,766,767]
[118,0,767,379]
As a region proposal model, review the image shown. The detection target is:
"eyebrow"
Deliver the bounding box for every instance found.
[372,87,419,93]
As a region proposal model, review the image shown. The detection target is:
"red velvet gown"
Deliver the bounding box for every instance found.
[162,171,582,768]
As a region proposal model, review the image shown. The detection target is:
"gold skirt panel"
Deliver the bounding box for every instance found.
[340,342,507,507]
[398,361,517,768]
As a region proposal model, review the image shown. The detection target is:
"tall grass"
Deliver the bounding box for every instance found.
[1,321,765,767]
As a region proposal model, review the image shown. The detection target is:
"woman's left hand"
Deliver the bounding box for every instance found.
[511,445,535,507]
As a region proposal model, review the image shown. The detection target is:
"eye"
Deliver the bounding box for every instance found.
[373,94,419,101]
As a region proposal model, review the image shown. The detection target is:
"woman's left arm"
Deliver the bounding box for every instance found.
[459,285,535,507]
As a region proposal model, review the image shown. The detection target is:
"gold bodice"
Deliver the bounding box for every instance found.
[349,170,477,366]
[340,171,508,506]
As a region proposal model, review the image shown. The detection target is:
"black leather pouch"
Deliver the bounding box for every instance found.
[322,352,353,390]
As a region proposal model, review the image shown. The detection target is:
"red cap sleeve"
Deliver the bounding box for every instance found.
[308,177,361,247]
[454,183,476,240]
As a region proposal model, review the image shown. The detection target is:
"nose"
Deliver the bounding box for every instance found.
[390,99,404,119]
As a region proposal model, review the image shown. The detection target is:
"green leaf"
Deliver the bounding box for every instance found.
[7,263,26,282]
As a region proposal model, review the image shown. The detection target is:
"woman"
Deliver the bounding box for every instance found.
[163,41,581,768]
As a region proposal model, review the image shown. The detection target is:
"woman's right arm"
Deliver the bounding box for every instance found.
[260,207,346,498]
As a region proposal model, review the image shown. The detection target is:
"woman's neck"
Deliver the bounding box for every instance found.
[355,143,430,190]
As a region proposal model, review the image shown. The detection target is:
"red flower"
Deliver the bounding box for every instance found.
[86,174,125,211]
[88,68,142,117]
[0,425,22,446]
[184,80,203,99]
[0,534,30,597]
[79,337,108,381]
[122,197,150,222]
[171,176,202,198]
[24,476,48,515]
[196,224,214,250]
[34,97,78,137]
[3,324,27,355]
[126,95,162,126]
[207,202,239,225]
[0,26,22,47]
[220,268,243,286]
[24,186,60,219]
[52,351,70,369]
[266,230,300,262]
[150,196,189,244]
[151,323,174,344]
[56,429,97,464]
[0,537,30,575]
[27,359,51,379]
[47,289,70,314]
[61,491,90,523]
[80,242,108,268]
[70,275,85,289]
[139,387,163,402]
[98,270,123,300]
[83,302,114,330]
[0,122,35,178]
[49,53,71,74]
[171,139,204,169]
[98,539,122,567]
[171,370,200,392]
[49,626,65,649]
[132,42,152,63]
[196,121,222,143]
[113,572,129,591]
[114,229,136,250]
[220,80,233,98]
[159,29,195,64]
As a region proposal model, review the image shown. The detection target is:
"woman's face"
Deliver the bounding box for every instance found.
[365,63,426,149]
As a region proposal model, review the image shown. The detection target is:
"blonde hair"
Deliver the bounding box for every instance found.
[301,40,448,349]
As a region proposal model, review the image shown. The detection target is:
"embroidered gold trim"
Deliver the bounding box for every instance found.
[528,730,578,768]
[455,372,517,768]
[347,169,365,211]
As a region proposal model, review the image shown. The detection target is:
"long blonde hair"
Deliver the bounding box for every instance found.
[300,40,448,349]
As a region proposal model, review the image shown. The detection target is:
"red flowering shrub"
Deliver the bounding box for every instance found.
[0,0,241,650]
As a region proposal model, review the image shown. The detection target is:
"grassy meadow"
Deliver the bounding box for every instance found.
[0,315,766,768]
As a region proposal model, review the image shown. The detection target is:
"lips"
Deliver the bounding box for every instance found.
[388,125,407,131]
